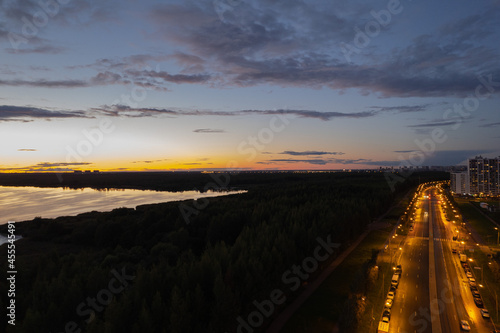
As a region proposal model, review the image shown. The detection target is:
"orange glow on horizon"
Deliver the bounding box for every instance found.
[1,155,379,172]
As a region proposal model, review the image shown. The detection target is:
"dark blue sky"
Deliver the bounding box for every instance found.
[1,0,499,171]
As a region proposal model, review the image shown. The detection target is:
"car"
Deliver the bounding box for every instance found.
[474,297,484,308]
[470,285,478,292]
[385,298,393,308]
[390,286,397,294]
[460,320,470,331]
[466,271,473,278]
[469,280,477,287]
[387,291,395,300]
[469,277,476,283]
[480,308,490,318]
[472,290,481,297]
[452,248,457,253]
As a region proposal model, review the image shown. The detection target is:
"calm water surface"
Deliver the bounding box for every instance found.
[0,186,245,225]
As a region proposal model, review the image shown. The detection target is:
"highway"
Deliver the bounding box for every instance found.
[388,191,432,333]
[385,185,495,333]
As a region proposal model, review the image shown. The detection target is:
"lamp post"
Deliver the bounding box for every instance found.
[496,291,498,324]
[495,227,499,246]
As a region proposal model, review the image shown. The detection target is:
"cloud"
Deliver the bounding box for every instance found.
[0,162,93,172]
[279,151,344,156]
[193,128,226,133]
[90,104,380,121]
[3,102,427,123]
[393,150,418,153]
[181,162,214,165]
[261,157,374,166]
[35,162,92,168]
[0,79,88,88]
[6,45,65,54]
[480,122,500,128]
[0,105,91,122]
[140,2,500,97]
[17,148,37,151]
[408,121,458,128]
[125,69,211,84]
[1,2,499,98]
[131,159,169,164]
[0,68,207,90]
[369,105,430,113]
[264,158,332,165]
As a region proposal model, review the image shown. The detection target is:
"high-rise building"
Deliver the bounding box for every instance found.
[467,156,500,196]
[450,172,470,195]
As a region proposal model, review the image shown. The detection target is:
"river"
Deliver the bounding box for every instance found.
[0,185,245,225]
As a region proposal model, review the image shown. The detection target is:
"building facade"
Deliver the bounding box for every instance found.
[467,156,500,196]
[450,172,470,195]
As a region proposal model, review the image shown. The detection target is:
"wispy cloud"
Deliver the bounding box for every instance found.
[369,105,430,113]
[17,148,37,151]
[193,128,226,133]
[279,151,344,156]
[393,150,418,153]
[263,158,333,165]
[261,157,375,166]
[0,79,88,88]
[6,45,65,54]
[35,162,92,168]
[0,162,92,172]
[480,121,500,128]
[408,121,458,128]
[0,105,91,122]
[92,105,379,121]
[1,102,435,123]
[131,159,169,164]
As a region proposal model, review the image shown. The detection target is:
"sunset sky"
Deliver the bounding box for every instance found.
[1,0,500,172]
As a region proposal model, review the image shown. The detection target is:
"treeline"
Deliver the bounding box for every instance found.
[0,172,447,332]
[0,170,387,192]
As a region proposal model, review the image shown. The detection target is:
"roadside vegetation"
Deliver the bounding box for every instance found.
[449,193,500,327]
[283,185,415,333]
